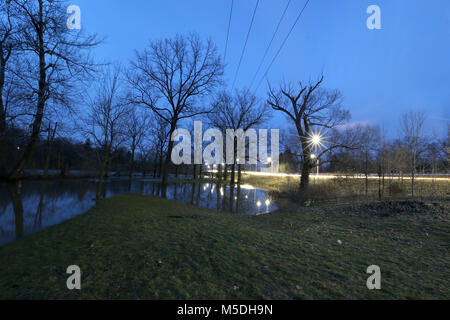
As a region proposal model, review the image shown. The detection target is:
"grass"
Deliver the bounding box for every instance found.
[0,193,449,299]
[241,174,450,201]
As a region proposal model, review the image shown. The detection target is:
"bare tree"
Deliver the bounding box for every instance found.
[150,116,170,179]
[208,89,269,185]
[42,119,57,178]
[126,108,149,177]
[7,0,99,179]
[267,75,352,191]
[400,111,426,198]
[357,124,380,199]
[127,33,224,196]
[85,65,128,200]
[0,0,20,177]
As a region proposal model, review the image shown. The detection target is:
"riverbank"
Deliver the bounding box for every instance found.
[0,194,448,299]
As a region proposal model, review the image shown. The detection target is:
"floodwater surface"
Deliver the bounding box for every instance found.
[0,179,277,245]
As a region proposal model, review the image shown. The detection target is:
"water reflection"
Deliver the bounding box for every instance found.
[0,179,277,245]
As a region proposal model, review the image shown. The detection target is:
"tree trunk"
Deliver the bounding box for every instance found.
[9,1,46,180]
[230,163,235,186]
[0,39,10,178]
[217,164,223,180]
[300,161,311,191]
[223,164,228,182]
[44,122,57,178]
[161,126,175,198]
[129,136,136,177]
[96,147,110,201]
[237,164,242,184]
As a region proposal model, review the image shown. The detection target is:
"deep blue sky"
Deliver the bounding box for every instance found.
[75,0,450,138]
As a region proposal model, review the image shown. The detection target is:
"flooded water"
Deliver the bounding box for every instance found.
[0,179,277,245]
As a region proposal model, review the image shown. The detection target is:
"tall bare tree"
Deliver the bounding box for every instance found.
[400,111,426,198]
[127,33,224,196]
[357,124,380,199]
[85,65,128,200]
[0,0,20,177]
[208,89,269,185]
[42,119,57,178]
[126,108,149,177]
[267,75,352,191]
[7,0,99,179]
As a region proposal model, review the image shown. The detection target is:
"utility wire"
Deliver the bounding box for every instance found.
[224,0,234,62]
[231,0,260,90]
[255,0,311,92]
[249,0,292,91]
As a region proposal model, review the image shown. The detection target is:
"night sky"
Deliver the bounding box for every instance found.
[74,0,450,138]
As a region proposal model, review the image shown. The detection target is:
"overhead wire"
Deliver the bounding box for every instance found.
[248,0,292,91]
[254,0,311,92]
[231,0,261,90]
[223,0,235,62]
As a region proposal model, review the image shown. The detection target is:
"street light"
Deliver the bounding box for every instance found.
[308,131,325,150]
[312,134,321,146]
[308,132,325,176]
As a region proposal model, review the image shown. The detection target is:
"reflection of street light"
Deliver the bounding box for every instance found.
[265,199,271,213]
[256,201,261,207]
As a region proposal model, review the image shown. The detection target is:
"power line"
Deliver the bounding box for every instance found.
[224,0,234,62]
[255,0,311,92]
[249,0,292,91]
[231,0,260,90]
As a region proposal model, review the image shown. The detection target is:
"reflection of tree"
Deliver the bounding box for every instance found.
[229,184,235,213]
[216,182,221,212]
[173,183,178,200]
[235,185,241,214]
[190,183,195,205]
[33,183,47,231]
[7,181,23,240]
[196,183,201,205]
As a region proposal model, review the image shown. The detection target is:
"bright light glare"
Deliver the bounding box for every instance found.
[307,131,326,151]
[256,201,261,207]
[265,199,271,206]
[312,135,321,145]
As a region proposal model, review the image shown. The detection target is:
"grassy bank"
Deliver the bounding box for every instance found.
[0,194,449,299]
